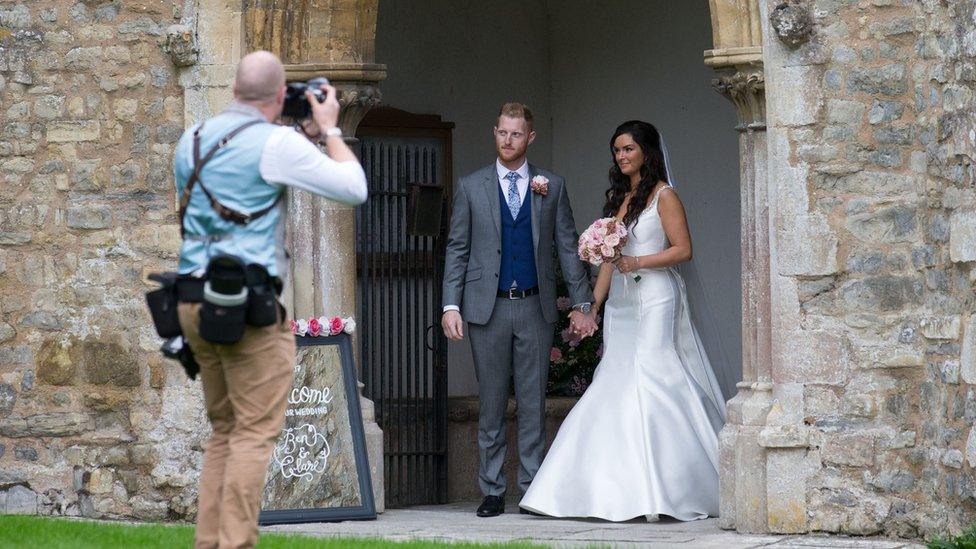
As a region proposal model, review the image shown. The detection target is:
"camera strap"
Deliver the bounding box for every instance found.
[178,120,284,238]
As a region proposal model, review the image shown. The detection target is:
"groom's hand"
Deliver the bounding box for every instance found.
[442,310,464,340]
[569,310,598,338]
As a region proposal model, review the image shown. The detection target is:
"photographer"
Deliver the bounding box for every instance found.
[172,50,366,549]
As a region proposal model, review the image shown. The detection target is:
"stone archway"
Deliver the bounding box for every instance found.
[175,0,772,531]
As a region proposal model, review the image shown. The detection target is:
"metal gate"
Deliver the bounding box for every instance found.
[356,108,454,507]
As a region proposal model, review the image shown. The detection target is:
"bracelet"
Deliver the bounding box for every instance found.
[324,127,343,138]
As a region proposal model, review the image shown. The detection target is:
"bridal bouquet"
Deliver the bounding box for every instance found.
[578,217,627,265]
[578,218,640,281]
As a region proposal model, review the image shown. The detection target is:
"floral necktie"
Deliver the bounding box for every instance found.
[505,171,521,219]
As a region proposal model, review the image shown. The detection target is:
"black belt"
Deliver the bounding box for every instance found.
[175,278,206,302]
[497,287,539,300]
[175,277,283,303]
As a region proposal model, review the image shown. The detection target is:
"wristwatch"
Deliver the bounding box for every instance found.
[324,127,343,138]
[573,302,592,314]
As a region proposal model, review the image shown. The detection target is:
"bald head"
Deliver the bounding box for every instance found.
[233,51,286,104]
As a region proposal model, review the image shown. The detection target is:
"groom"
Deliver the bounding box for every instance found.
[442,102,595,517]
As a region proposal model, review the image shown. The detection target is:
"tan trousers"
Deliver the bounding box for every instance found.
[178,302,295,549]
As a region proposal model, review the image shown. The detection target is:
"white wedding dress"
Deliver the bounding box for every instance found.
[519,186,727,522]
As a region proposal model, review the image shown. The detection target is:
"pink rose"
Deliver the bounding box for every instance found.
[328,316,344,335]
[530,175,549,196]
[308,317,322,337]
[549,347,563,363]
[289,319,299,335]
[604,233,620,247]
[556,297,571,311]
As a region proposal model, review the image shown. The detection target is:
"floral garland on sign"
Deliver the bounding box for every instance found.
[290,316,356,337]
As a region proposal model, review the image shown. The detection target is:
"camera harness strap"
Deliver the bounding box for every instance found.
[178,120,284,238]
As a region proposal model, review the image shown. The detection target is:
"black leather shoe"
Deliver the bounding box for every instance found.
[476,495,505,517]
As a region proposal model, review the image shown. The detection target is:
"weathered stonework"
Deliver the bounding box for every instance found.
[716,0,976,539]
[0,0,205,521]
[0,0,386,522]
[2,0,973,540]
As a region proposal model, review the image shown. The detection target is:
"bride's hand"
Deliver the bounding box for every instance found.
[614,255,640,273]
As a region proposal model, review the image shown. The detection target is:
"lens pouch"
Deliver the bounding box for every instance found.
[199,255,249,344]
[245,264,278,327]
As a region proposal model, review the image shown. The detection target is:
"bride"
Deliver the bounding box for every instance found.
[519,120,727,522]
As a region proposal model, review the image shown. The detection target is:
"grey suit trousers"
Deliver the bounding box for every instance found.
[468,295,555,497]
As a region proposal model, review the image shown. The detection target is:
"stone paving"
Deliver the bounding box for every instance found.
[263,502,928,548]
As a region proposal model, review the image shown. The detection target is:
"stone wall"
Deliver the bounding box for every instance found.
[760,0,976,538]
[0,0,206,520]
[2,0,975,537]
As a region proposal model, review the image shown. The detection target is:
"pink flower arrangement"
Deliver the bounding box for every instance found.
[530,175,549,196]
[290,315,357,336]
[579,217,641,282]
[550,347,563,363]
[578,217,628,266]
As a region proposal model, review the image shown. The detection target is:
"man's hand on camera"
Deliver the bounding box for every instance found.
[305,83,341,138]
[299,118,321,140]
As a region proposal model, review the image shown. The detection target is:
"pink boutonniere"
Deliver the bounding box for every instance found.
[530,175,549,196]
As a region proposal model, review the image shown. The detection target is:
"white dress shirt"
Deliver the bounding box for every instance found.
[443,159,531,314]
[260,126,368,204]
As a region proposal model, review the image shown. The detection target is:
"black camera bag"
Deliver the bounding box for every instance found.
[245,263,280,327]
[146,272,181,338]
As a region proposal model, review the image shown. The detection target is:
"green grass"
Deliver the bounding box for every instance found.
[0,515,547,549]
[929,524,976,549]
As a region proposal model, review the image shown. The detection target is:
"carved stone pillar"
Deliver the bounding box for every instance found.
[705,0,772,534]
[243,0,387,512]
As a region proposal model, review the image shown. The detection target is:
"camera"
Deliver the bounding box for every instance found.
[282,77,331,119]
[160,335,200,380]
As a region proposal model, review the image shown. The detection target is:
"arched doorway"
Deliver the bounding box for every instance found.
[367,0,748,506]
[187,0,769,526]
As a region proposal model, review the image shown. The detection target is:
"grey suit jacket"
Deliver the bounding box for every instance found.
[442,163,594,325]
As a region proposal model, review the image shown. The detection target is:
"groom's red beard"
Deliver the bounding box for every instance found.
[497,144,526,163]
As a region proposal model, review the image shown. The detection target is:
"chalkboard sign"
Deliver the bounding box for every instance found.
[258,334,376,524]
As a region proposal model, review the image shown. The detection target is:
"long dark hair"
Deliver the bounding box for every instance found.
[602,120,668,228]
